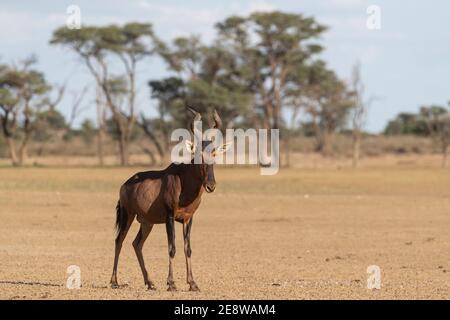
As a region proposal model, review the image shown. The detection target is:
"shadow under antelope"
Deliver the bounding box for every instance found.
[110,107,231,291]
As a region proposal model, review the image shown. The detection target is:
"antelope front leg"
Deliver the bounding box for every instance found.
[183,218,199,291]
[165,211,177,291]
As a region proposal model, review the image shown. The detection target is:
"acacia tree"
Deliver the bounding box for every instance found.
[283,62,314,166]
[0,59,52,165]
[420,105,450,168]
[0,64,20,164]
[216,11,326,131]
[139,35,253,165]
[50,23,162,165]
[160,35,204,80]
[158,35,253,128]
[303,61,354,156]
[142,77,186,163]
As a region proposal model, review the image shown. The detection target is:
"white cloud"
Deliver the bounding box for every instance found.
[0,11,58,46]
[0,9,131,49]
[137,1,223,41]
[136,0,280,42]
[246,1,278,13]
[329,0,366,9]
[357,45,382,64]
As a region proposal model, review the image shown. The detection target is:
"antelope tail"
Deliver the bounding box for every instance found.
[115,200,128,239]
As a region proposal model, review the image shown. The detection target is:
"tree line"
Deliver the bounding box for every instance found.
[385,105,450,167]
[1,11,449,167]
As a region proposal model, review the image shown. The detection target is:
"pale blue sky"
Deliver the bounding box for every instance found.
[1,0,449,132]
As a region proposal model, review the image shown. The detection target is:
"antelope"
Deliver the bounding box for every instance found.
[110,107,231,291]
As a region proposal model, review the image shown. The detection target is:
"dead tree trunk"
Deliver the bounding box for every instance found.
[138,115,166,165]
[18,132,31,165]
[5,136,19,165]
[1,111,19,165]
[96,86,106,166]
[350,61,371,169]
[117,130,129,166]
[352,131,361,168]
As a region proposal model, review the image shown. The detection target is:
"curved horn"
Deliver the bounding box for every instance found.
[211,109,222,129]
[187,106,201,133]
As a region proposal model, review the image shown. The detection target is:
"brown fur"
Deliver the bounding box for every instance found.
[111,107,222,292]
[120,162,205,225]
[111,160,212,292]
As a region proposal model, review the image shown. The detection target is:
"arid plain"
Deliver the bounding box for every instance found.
[0,155,449,299]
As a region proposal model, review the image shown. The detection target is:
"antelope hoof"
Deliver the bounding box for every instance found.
[189,282,200,292]
[167,282,177,292]
[111,282,128,289]
[146,281,156,291]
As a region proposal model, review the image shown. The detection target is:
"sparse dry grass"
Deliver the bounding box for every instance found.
[0,134,438,167]
[0,155,449,299]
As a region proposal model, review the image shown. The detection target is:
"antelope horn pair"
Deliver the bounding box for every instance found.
[187,107,222,133]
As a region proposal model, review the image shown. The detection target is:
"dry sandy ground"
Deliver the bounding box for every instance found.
[0,163,449,299]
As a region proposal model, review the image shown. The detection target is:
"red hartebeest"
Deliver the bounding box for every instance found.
[110,107,231,291]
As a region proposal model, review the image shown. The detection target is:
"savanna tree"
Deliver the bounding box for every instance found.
[0,58,53,165]
[158,35,253,128]
[142,77,186,163]
[216,11,327,131]
[50,23,163,165]
[303,61,354,156]
[141,35,253,165]
[420,105,450,168]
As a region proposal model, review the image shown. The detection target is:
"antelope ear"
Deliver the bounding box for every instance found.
[215,141,233,155]
[185,140,196,154]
